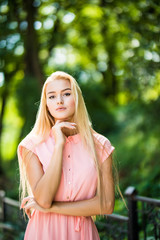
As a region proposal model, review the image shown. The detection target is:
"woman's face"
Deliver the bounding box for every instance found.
[46,79,75,122]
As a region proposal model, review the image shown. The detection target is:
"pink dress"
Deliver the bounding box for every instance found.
[17,130,115,240]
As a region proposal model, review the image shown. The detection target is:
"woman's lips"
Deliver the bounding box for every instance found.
[56,107,66,111]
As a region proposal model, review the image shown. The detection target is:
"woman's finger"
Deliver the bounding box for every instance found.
[20,196,33,209]
[60,122,76,129]
[24,201,35,210]
[21,196,33,208]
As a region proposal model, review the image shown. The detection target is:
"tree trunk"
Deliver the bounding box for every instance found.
[0,89,8,174]
[23,0,44,86]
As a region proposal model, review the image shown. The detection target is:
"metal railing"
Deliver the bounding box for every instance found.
[96,186,160,240]
[0,190,26,240]
[125,186,160,240]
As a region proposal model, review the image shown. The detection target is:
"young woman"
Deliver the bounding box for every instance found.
[17,71,115,240]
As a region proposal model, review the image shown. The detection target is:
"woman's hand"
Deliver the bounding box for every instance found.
[52,120,77,145]
[20,196,49,219]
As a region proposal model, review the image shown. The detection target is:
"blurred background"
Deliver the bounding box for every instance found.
[0,0,160,212]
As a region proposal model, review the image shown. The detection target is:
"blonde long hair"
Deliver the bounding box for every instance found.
[18,71,119,213]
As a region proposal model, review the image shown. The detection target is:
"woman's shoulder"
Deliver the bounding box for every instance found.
[18,132,42,154]
[19,133,39,146]
[93,131,111,148]
[93,131,115,162]
[19,129,53,150]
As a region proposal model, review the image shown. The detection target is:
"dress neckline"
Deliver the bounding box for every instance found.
[65,133,80,143]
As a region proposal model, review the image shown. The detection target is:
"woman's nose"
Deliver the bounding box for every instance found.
[57,95,63,104]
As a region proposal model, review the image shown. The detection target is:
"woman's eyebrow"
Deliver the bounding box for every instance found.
[47,88,71,95]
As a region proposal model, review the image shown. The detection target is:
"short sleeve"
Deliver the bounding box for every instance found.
[101,138,115,163]
[17,136,37,163]
[94,133,115,164]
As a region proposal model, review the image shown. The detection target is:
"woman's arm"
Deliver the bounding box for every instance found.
[22,142,64,209]
[22,154,115,217]
[22,121,76,209]
[48,195,113,217]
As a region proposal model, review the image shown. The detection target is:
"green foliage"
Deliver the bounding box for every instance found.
[80,81,116,134]
[111,99,160,198]
[15,75,41,137]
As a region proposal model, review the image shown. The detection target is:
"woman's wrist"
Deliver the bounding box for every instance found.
[54,141,65,148]
[44,207,50,213]
[49,202,59,214]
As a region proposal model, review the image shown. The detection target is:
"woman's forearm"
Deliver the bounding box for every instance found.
[33,143,64,208]
[49,195,114,216]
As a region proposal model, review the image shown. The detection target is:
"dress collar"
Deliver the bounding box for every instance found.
[65,133,80,144]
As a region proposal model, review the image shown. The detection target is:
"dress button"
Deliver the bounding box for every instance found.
[69,169,71,171]
[68,155,70,158]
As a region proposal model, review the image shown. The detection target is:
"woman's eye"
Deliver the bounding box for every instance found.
[64,92,71,96]
[49,95,55,99]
